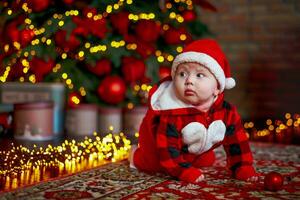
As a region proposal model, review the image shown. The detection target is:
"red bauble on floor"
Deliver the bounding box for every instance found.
[264,171,284,191]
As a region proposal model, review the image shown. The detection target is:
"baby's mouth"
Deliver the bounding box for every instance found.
[184,89,195,96]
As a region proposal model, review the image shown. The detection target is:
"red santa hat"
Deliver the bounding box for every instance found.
[171,39,236,92]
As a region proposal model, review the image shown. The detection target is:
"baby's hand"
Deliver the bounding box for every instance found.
[195,174,205,182]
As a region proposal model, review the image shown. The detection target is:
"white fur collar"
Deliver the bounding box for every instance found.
[150,81,193,111]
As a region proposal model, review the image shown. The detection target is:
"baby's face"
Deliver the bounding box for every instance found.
[173,62,220,106]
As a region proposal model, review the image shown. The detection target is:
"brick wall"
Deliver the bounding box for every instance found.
[199,0,300,120]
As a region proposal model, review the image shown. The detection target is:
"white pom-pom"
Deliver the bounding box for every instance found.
[225,77,236,89]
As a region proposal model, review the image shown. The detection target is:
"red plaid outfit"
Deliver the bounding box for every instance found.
[133,78,256,183]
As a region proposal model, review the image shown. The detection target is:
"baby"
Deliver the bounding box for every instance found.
[130,39,258,183]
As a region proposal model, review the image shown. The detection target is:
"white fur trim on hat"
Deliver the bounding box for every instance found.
[172,51,234,92]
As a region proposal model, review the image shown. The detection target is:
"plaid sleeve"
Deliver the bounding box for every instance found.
[222,103,256,180]
[156,115,202,183]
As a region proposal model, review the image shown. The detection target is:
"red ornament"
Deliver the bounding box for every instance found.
[5,21,20,43]
[54,30,80,52]
[27,0,50,12]
[72,17,89,37]
[87,59,112,76]
[89,18,107,39]
[30,57,55,82]
[163,27,192,45]
[122,57,146,83]
[110,12,130,35]
[182,10,197,22]
[72,8,108,39]
[123,34,155,58]
[264,172,284,191]
[7,59,24,80]
[135,19,161,42]
[81,7,108,39]
[159,66,171,80]
[20,29,35,47]
[97,76,126,104]
[136,40,155,58]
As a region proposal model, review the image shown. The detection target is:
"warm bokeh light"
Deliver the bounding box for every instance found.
[244,113,300,143]
[0,133,131,191]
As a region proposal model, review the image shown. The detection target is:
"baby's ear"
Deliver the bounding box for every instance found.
[214,88,221,96]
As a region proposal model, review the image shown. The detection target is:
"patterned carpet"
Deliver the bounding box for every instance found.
[0,142,299,200]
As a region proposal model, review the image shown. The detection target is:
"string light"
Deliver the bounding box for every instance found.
[0,133,131,190]
[111,40,125,48]
[79,87,86,96]
[127,102,134,109]
[244,113,300,141]
[126,43,137,50]
[71,95,80,104]
[29,75,36,83]
[157,56,164,62]
[58,20,64,27]
[128,13,155,21]
[89,45,107,53]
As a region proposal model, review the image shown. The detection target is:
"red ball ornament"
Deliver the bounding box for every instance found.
[135,40,155,58]
[159,66,171,80]
[30,57,55,82]
[264,172,284,191]
[164,27,191,45]
[122,57,146,83]
[20,29,35,47]
[87,58,112,76]
[135,19,161,42]
[6,22,19,43]
[110,12,130,35]
[97,76,126,104]
[55,30,80,52]
[182,10,197,22]
[27,0,50,12]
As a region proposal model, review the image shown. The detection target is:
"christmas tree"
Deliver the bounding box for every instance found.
[0,0,216,107]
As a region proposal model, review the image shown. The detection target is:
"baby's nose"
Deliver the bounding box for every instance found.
[185,75,194,85]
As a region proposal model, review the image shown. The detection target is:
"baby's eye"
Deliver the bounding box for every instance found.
[179,71,186,77]
[196,73,204,78]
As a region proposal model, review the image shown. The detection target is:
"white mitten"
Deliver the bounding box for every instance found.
[207,120,226,145]
[182,120,226,155]
[182,122,206,145]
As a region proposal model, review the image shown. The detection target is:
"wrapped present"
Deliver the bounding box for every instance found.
[65,104,98,137]
[13,101,54,141]
[0,82,65,138]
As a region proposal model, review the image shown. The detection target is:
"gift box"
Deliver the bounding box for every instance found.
[0,82,65,138]
[65,104,98,137]
[13,101,54,140]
